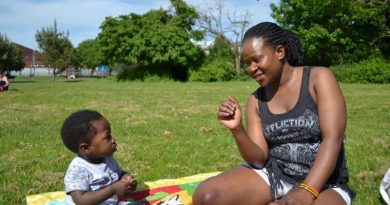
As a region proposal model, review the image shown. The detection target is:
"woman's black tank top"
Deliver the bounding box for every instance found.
[253,66,354,200]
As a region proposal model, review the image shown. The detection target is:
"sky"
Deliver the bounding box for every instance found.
[0,0,277,50]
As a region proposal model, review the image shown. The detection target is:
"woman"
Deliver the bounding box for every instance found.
[193,22,354,205]
[0,71,10,91]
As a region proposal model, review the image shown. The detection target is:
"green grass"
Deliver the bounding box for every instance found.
[0,77,389,204]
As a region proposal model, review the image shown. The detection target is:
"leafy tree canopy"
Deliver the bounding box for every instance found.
[98,0,204,81]
[0,33,24,73]
[189,35,236,82]
[35,20,74,79]
[205,35,234,63]
[74,39,104,75]
[271,0,390,66]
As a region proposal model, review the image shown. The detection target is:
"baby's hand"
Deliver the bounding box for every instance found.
[112,175,137,195]
[121,175,137,191]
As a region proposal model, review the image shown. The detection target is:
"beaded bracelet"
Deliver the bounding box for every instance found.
[299,183,319,198]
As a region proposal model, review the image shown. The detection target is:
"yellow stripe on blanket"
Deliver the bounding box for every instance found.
[26,172,220,205]
[26,191,66,205]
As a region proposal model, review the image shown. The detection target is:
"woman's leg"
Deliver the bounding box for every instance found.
[313,189,349,205]
[193,166,272,205]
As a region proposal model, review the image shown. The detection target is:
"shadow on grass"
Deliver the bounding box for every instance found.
[0,88,20,92]
[8,88,20,92]
[61,80,83,83]
[11,80,37,83]
[378,195,388,205]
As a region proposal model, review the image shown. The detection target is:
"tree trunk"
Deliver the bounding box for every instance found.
[337,45,344,65]
[234,49,241,75]
[52,69,56,81]
[90,68,95,77]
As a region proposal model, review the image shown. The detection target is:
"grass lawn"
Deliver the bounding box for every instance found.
[0,76,389,204]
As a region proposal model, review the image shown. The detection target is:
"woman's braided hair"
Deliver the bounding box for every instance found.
[243,22,303,66]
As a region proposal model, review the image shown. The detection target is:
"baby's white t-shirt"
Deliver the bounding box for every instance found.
[64,156,127,205]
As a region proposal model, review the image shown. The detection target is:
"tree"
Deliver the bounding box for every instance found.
[35,20,74,79]
[0,33,24,74]
[98,0,204,81]
[75,39,104,76]
[189,35,236,82]
[368,0,390,60]
[270,0,390,66]
[196,0,251,75]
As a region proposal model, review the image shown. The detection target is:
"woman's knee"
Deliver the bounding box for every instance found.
[193,167,271,205]
[193,183,222,205]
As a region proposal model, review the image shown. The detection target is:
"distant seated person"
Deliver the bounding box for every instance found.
[0,71,10,91]
[68,74,76,80]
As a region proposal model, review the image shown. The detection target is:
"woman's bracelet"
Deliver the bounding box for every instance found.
[298,183,319,198]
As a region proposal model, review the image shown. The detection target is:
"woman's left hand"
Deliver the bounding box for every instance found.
[268,187,315,205]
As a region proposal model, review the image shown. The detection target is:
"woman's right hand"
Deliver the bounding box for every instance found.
[218,96,242,130]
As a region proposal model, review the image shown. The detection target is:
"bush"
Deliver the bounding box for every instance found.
[189,58,236,82]
[189,35,241,82]
[331,57,390,83]
[116,64,182,82]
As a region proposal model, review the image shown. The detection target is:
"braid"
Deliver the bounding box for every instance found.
[284,30,304,66]
[243,22,303,66]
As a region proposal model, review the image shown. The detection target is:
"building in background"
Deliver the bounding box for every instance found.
[12,43,44,68]
[10,43,112,77]
[11,43,49,76]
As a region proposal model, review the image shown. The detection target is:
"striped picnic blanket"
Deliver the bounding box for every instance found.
[26,172,220,205]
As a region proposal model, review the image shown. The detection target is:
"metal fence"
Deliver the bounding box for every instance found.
[10,67,100,77]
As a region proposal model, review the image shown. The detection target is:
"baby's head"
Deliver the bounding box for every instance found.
[61,110,117,157]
